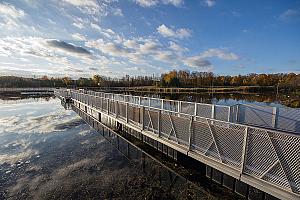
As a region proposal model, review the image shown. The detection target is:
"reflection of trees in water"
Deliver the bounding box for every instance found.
[0,94,54,101]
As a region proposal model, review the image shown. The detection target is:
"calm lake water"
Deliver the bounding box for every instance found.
[1,97,241,200]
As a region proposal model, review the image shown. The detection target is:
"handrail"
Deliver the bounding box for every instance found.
[63,88,300,134]
[70,90,300,139]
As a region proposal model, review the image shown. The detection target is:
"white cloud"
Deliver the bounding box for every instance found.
[135,0,183,7]
[202,0,216,7]
[72,33,87,41]
[279,9,300,21]
[200,48,239,60]
[90,23,102,31]
[124,39,139,49]
[85,39,132,58]
[183,48,238,68]
[135,0,159,7]
[139,39,161,54]
[0,3,26,19]
[183,56,212,68]
[0,3,28,31]
[113,8,123,16]
[61,0,100,14]
[157,24,191,39]
[162,0,183,7]
[73,22,85,29]
[0,37,99,75]
[61,0,123,17]
[62,0,98,7]
[155,51,176,63]
[169,41,187,53]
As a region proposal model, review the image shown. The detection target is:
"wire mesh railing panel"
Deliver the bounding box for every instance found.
[277,108,300,133]
[144,109,159,134]
[150,98,162,109]
[127,96,139,104]
[128,105,140,124]
[244,128,278,177]
[114,94,124,102]
[181,102,195,115]
[97,97,103,110]
[109,100,116,115]
[192,118,214,154]
[140,97,149,107]
[209,121,244,168]
[102,98,108,112]
[160,113,173,139]
[239,105,274,128]
[266,131,300,194]
[170,115,190,145]
[117,102,126,119]
[162,100,178,112]
[196,104,212,118]
[215,106,230,122]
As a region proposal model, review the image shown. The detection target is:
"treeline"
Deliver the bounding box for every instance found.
[0,71,299,89]
[161,70,300,89]
[0,75,157,88]
[0,76,65,88]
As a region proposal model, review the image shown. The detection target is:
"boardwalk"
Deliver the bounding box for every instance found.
[55,88,300,200]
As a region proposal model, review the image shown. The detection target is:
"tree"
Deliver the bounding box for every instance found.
[92,75,104,86]
[62,77,72,86]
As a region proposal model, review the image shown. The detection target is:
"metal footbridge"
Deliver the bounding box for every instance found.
[55,89,300,200]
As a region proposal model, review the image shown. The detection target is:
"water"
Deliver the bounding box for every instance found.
[0,97,240,199]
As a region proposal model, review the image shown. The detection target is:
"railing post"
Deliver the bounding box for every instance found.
[240,126,249,177]
[158,110,161,137]
[211,104,215,119]
[272,107,278,129]
[194,103,197,116]
[188,116,194,150]
[148,98,151,107]
[107,99,110,115]
[179,101,182,113]
[141,106,145,130]
[139,97,141,106]
[228,106,231,122]
[161,99,164,110]
[236,104,240,123]
[126,103,129,123]
[115,101,119,118]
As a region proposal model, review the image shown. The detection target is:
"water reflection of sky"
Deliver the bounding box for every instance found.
[0,97,218,199]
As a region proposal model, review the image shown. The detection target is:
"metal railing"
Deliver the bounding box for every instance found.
[66,89,300,134]
[84,89,233,122]
[55,89,300,199]
[231,104,300,134]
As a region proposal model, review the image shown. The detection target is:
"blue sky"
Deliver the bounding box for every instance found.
[0,0,299,78]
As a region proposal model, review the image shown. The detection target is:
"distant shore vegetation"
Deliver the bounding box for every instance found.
[0,70,299,91]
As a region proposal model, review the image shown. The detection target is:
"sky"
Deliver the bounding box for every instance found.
[0,0,299,78]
